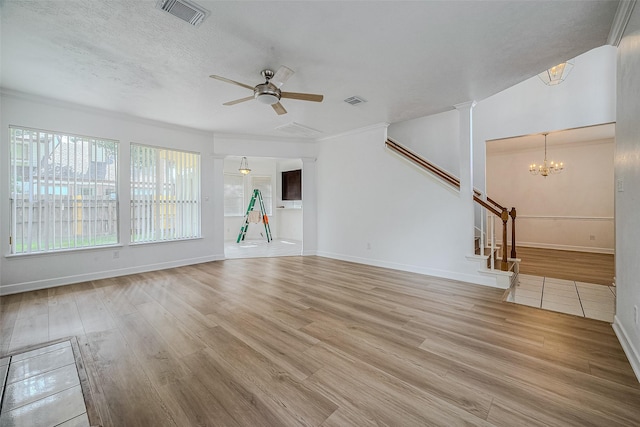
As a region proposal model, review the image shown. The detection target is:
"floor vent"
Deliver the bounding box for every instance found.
[156,0,209,27]
[344,95,367,106]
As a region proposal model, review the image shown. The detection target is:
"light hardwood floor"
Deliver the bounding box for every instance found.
[1,257,638,426]
[514,246,615,286]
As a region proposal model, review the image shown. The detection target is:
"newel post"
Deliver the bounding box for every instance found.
[510,207,517,259]
[501,208,509,271]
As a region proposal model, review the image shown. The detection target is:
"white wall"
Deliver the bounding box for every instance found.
[316,124,494,287]
[276,159,303,241]
[0,92,222,295]
[375,45,616,288]
[614,5,640,382]
[487,139,614,253]
[387,110,460,176]
[474,45,617,193]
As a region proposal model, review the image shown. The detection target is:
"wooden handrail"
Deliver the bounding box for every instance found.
[386,137,517,267]
[387,139,508,210]
[473,189,504,211]
[486,196,505,211]
[386,139,460,189]
[388,139,508,209]
[473,195,501,217]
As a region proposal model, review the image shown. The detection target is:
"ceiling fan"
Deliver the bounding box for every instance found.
[209,66,324,115]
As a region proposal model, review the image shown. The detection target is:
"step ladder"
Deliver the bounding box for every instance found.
[237,189,272,243]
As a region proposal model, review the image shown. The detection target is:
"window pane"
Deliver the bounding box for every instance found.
[9,127,118,254]
[251,176,272,216]
[130,144,201,243]
[224,173,244,216]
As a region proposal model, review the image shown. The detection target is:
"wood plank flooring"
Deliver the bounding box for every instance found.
[1,256,638,426]
[514,246,615,286]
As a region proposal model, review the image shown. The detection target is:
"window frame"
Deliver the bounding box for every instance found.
[130,143,201,244]
[223,173,246,217]
[250,175,273,216]
[8,126,120,255]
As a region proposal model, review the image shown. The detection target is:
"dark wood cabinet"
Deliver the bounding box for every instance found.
[282,169,302,200]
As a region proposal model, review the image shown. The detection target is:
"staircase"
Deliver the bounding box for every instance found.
[386,137,519,288]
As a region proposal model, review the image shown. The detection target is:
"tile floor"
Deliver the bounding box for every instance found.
[506,274,616,322]
[0,340,90,427]
[225,238,302,259]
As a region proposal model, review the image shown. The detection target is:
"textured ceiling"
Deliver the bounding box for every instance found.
[0,1,619,138]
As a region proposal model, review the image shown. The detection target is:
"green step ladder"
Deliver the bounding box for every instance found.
[237,189,272,243]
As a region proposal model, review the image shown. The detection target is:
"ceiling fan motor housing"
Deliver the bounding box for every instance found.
[254,83,281,105]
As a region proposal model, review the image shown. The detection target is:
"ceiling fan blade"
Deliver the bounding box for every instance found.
[272,102,287,115]
[281,92,324,102]
[223,96,254,106]
[271,66,295,89]
[209,75,254,91]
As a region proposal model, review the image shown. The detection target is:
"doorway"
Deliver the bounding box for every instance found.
[486,123,615,321]
[223,156,303,259]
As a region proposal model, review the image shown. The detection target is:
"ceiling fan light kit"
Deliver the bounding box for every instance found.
[209,66,324,115]
[254,72,281,105]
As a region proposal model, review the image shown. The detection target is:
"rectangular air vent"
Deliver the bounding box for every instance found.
[275,122,323,138]
[156,0,209,27]
[344,96,367,106]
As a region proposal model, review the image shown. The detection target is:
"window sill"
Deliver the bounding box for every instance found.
[129,236,203,247]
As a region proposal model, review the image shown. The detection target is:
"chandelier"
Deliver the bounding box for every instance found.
[529,133,564,177]
[239,157,251,175]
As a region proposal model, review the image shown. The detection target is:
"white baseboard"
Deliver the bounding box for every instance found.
[315,251,498,288]
[613,317,640,383]
[0,254,226,296]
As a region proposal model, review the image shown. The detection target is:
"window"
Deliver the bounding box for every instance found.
[224,173,244,216]
[130,144,201,243]
[9,126,118,254]
[251,176,272,215]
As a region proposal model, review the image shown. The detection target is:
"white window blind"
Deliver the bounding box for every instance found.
[130,144,201,243]
[251,176,272,215]
[9,126,119,254]
[224,173,245,216]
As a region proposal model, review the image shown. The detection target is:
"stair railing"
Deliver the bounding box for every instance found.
[386,138,517,271]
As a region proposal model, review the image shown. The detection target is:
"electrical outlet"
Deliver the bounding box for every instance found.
[366,242,371,250]
[113,250,120,259]
[589,235,596,241]
[617,178,624,192]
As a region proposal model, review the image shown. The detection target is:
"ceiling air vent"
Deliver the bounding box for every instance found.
[156,0,209,27]
[344,96,367,106]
